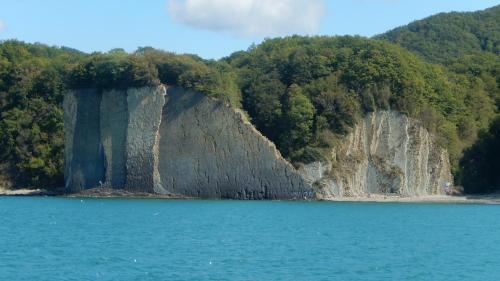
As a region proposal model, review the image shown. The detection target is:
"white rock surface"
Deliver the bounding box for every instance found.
[299,111,453,198]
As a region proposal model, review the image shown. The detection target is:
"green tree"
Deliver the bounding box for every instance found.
[460,117,500,193]
[279,84,315,159]
[377,5,500,63]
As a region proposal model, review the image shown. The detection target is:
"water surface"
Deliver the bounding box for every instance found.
[1,197,499,280]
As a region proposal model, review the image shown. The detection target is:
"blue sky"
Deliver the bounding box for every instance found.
[0,0,498,59]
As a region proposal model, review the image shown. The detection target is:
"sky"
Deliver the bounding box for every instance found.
[0,0,498,59]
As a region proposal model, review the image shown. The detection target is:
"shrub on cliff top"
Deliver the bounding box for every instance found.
[136,47,241,107]
[68,54,160,90]
[68,49,242,107]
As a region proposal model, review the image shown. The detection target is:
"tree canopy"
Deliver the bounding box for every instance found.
[0,5,499,193]
[226,36,497,171]
[459,117,500,193]
[0,40,239,189]
[376,5,500,193]
[0,40,85,188]
[376,5,499,63]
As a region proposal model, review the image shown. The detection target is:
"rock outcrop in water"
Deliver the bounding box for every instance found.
[64,85,313,199]
[298,111,453,198]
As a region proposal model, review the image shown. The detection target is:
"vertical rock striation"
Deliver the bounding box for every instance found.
[156,87,313,199]
[65,86,452,199]
[299,111,453,198]
[64,85,313,199]
[124,87,165,192]
[63,89,105,192]
[100,90,128,188]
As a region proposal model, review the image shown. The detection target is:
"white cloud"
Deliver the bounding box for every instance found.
[0,20,4,32]
[168,0,325,37]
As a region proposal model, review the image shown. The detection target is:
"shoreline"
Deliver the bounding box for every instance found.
[1,188,500,204]
[321,194,500,204]
[0,188,52,196]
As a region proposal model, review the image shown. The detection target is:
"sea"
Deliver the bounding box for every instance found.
[0,197,499,281]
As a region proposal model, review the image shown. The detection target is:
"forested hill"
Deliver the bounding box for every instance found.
[225,36,497,177]
[375,5,500,193]
[0,41,85,188]
[376,5,500,63]
[0,41,239,188]
[1,5,499,193]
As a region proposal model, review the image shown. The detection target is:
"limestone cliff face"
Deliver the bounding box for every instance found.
[65,86,452,199]
[125,87,165,192]
[64,85,313,199]
[156,87,312,199]
[99,90,127,188]
[298,111,453,198]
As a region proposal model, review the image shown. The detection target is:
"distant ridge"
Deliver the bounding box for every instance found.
[376,5,500,63]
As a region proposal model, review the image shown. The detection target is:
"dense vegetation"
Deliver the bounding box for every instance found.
[377,5,499,63]
[0,41,239,189]
[0,41,84,188]
[227,36,497,171]
[0,5,498,193]
[68,48,240,106]
[377,5,500,193]
[459,117,500,194]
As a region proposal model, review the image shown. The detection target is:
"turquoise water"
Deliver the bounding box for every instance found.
[1,197,499,280]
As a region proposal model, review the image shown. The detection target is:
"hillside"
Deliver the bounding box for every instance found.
[0,41,85,188]
[226,36,496,173]
[1,5,499,193]
[0,41,238,189]
[376,5,500,63]
[1,36,497,192]
[377,5,500,193]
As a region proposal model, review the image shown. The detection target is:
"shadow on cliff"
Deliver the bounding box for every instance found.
[164,87,207,122]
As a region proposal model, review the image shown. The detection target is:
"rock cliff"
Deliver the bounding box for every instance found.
[64,89,105,191]
[64,85,313,199]
[299,111,453,198]
[65,86,453,199]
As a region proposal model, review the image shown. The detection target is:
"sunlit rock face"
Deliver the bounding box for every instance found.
[64,86,452,200]
[64,85,313,199]
[156,87,313,199]
[298,111,453,198]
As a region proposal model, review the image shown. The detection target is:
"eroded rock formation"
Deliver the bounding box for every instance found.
[65,86,453,199]
[298,111,453,198]
[64,85,313,199]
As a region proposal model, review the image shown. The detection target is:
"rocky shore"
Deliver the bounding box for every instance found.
[65,187,189,199]
[0,188,53,196]
[324,194,500,204]
[2,187,500,204]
